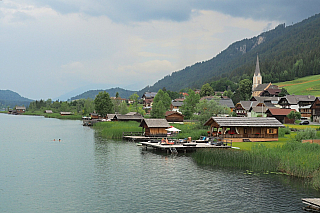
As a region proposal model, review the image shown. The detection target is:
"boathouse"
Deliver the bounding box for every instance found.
[15,106,26,114]
[139,119,170,137]
[165,111,184,122]
[203,117,284,142]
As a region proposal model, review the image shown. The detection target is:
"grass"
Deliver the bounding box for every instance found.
[93,121,143,139]
[275,74,320,97]
[24,111,83,120]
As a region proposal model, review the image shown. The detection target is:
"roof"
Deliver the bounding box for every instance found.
[219,99,235,108]
[171,101,184,107]
[16,106,26,110]
[139,119,170,128]
[279,95,316,105]
[254,54,260,76]
[260,88,281,96]
[251,96,279,103]
[266,108,296,116]
[204,117,284,127]
[126,112,142,116]
[239,101,259,110]
[253,83,270,92]
[249,106,268,113]
[142,92,157,99]
[114,114,144,120]
[165,111,184,117]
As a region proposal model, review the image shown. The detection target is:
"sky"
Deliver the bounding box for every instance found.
[0,0,319,100]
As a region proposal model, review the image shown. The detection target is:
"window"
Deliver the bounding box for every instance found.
[267,128,277,134]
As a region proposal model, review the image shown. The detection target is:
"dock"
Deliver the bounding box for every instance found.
[302,198,320,212]
[140,141,232,154]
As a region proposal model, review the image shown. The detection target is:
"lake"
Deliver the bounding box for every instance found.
[0,113,319,212]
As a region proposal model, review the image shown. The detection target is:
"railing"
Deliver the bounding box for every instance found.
[220,134,277,139]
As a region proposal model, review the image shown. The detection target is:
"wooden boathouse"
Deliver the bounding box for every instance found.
[139,119,170,137]
[204,117,284,142]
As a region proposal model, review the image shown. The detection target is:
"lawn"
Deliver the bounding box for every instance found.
[275,74,320,97]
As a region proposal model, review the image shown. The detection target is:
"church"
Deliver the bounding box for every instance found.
[252,55,280,97]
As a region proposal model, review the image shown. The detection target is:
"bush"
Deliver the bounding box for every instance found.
[278,127,291,137]
[294,128,317,142]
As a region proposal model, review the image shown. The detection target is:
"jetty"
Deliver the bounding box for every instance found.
[302,198,320,212]
[140,140,232,154]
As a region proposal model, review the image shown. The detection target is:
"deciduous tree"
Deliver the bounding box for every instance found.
[94,91,114,117]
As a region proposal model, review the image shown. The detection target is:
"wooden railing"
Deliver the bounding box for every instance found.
[220,134,277,138]
[123,132,144,136]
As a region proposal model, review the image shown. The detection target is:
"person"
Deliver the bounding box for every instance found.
[59,139,61,142]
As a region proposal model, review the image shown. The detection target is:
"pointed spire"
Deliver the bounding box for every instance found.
[254,54,260,76]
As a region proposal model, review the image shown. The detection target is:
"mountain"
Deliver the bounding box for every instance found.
[138,13,320,94]
[0,90,34,109]
[70,87,137,100]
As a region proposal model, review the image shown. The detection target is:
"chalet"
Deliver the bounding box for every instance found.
[170,101,184,112]
[311,97,320,122]
[234,101,259,117]
[201,96,235,111]
[142,92,157,108]
[278,95,315,119]
[266,108,296,124]
[90,113,100,119]
[259,88,282,97]
[165,111,184,122]
[111,114,144,122]
[204,117,284,142]
[139,119,170,137]
[15,106,26,114]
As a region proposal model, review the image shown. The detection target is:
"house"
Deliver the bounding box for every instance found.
[234,101,259,117]
[266,108,296,124]
[248,104,268,117]
[250,96,280,107]
[201,96,235,112]
[170,100,184,112]
[165,111,184,122]
[139,119,170,137]
[278,95,315,118]
[111,114,144,122]
[311,97,320,122]
[259,88,282,97]
[142,92,157,108]
[15,106,26,114]
[203,117,284,142]
[44,110,53,114]
[90,113,100,119]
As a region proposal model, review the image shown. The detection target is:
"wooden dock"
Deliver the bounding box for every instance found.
[302,198,320,212]
[140,141,232,154]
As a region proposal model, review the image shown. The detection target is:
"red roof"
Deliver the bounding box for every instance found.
[267,108,296,116]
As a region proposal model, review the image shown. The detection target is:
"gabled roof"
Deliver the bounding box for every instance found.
[165,111,184,117]
[249,106,268,113]
[239,101,259,110]
[279,95,316,105]
[204,117,284,127]
[219,99,235,108]
[16,106,26,110]
[142,92,157,99]
[266,108,296,116]
[171,101,184,107]
[253,83,270,92]
[140,119,170,128]
[114,114,144,120]
[251,96,280,103]
[126,112,142,116]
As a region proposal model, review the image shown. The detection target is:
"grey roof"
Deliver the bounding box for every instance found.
[239,101,259,110]
[171,101,184,107]
[219,99,235,108]
[114,114,143,120]
[204,117,284,127]
[253,83,270,92]
[126,112,142,116]
[280,95,316,105]
[254,54,260,76]
[251,96,279,103]
[142,92,157,99]
[249,106,268,113]
[16,106,26,110]
[140,119,170,128]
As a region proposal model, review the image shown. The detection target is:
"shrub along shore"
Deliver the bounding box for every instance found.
[23,111,83,120]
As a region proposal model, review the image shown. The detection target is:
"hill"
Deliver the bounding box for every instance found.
[70,87,137,100]
[276,74,320,97]
[0,90,34,109]
[138,13,320,95]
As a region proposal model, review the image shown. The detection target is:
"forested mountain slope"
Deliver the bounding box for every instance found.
[0,90,34,108]
[70,87,137,100]
[138,13,320,95]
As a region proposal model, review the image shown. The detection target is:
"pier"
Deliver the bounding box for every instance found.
[140,140,232,154]
[302,198,320,212]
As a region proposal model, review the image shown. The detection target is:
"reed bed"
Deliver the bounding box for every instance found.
[170,123,208,140]
[192,141,320,189]
[94,121,142,139]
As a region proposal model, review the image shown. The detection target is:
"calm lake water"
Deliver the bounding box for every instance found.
[1,113,320,212]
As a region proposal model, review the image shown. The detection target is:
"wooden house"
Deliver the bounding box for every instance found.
[165,111,184,122]
[111,114,144,122]
[139,119,170,137]
[90,113,100,119]
[311,97,320,122]
[204,117,284,142]
[44,110,53,114]
[170,101,184,112]
[266,108,296,124]
[15,106,26,114]
[142,92,157,108]
[60,112,73,116]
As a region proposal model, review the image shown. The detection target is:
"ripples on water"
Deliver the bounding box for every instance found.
[1,114,320,212]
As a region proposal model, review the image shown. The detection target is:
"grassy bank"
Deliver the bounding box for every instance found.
[24,112,82,120]
[192,126,320,190]
[94,121,143,139]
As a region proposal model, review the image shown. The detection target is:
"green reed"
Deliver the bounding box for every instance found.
[94,121,143,139]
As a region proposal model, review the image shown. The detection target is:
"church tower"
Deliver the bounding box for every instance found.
[252,54,262,91]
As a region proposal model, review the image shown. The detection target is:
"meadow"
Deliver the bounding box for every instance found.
[275,74,320,96]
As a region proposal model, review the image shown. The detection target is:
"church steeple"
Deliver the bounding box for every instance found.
[252,54,262,92]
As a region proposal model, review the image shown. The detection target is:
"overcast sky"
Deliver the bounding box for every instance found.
[1,0,319,100]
